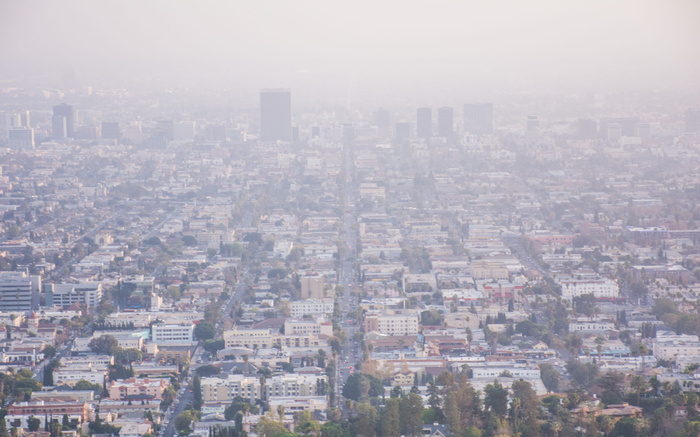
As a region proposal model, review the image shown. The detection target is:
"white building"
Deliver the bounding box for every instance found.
[151,322,194,343]
[556,275,619,301]
[569,318,616,333]
[0,271,41,312]
[652,333,700,361]
[290,299,334,318]
[47,282,103,308]
[284,318,333,337]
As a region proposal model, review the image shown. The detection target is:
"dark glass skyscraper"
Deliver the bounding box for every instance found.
[260,89,292,142]
[463,103,493,135]
[52,103,75,138]
[437,106,454,139]
[416,107,432,139]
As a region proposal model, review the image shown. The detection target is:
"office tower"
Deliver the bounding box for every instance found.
[205,125,226,142]
[20,111,30,128]
[52,103,75,138]
[437,106,454,139]
[342,123,355,145]
[311,126,320,138]
[174,121,196,141]
[463,103,493,135]
[0,271,41,312]
[123,123,143,144]
[599,117,639,138]
[260,88,292,142]
[416,107,432,139]
[376,108,391,138]
[8,127,35,150]
[156,120,175,141]
[686,108,700,133]
[52,115,67,139]
[607,123,622,141]
[637,122,651,143]
[576,119,597,139]
[526,116,540,136]
[101,122,121,140]
[395,122,411,142]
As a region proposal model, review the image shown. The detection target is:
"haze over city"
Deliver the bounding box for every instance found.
[1,2,700,437]
[2,0,700,104]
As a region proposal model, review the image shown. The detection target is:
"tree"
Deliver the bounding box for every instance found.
[573,294,598,317]
[182,235,198,246]
[380,398,400,437]
[88,335,118,355]
[610,417,639,437]
[27,416,40,432]
[351,403,378,437]
[539,363,561,392]
[61,414,71,429]
[652,298,679,318]
[194,321,216,341]
[484,380,508,416]
[223,396,260,421]
[341,373,383,402]
[629,375,647,406]
[420,309,444,326]
[114,347,143,364]
[174,410,197,432]
[295,410,321,436]
[73,379,103,394]
[510,380,540,437]
[399,393,424,437]
[196,365,221,377]
[203,339,225,354]
[598,372,626,405]
[42,345,57,360]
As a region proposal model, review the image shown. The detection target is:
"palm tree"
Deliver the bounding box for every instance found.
[598,415,614,437]
[550,420,562,437]
[276,405,286,422]
[638,344,648,370]
[630,375,647,405]
[242,354,249,374]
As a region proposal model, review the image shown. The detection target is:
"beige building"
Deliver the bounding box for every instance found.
[202,375,261,403]
[109,378,168,401]
[364,310,420,336]
[470,260,510,280]
[300,275,325,299]
[223,327,326,350]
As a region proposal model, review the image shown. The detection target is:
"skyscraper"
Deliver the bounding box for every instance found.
[101,122,121,140]
[395,122,411,143]
[8,127,34,150]
[51,115,67,139]
[376,108,391,139]
[52,103,75,138]
[260,88,292,142]
[416,107,432,139]
[686,108,700,133]
[463,103,493,135]
[437,107,454,139]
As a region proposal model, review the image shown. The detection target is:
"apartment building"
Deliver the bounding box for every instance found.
[151,322,195,343]
[290,298,334,318]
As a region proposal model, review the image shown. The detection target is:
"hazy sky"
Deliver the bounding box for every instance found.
[1,0,699,100]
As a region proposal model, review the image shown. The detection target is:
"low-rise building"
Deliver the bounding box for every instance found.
[108,378,168,401]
